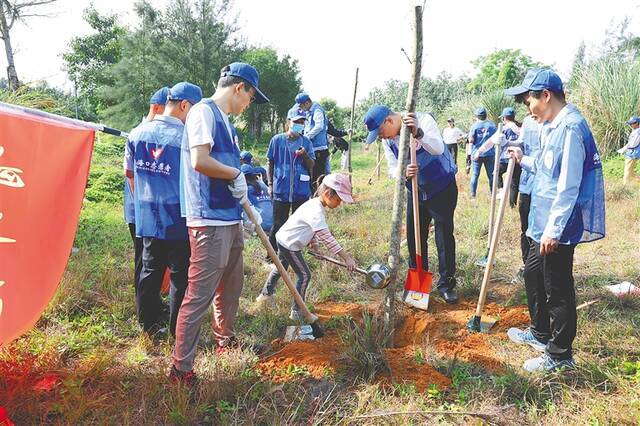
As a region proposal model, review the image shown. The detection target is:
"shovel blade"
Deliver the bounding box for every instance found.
[466,315,498,333]
[402,290,430,311]
[405,267,433,294]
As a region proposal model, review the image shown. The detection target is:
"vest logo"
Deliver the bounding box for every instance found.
[150,147,164,160]
[544,150,554,170]
[593,152,601,165]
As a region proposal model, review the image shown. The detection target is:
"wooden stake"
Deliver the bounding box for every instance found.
[376,140,381,179]
[383,5,423,343]
[347,67,359,180]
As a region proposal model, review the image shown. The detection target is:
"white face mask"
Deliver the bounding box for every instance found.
[290,123,305,134]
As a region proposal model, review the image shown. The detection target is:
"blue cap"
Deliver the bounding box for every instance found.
[287,105,306,121]
[222,62,269,104]
[500,107,515,118]
[505,68,564,96]
[626,116,640,125]
[475,107,487,116]
[167,82,203,105]
[240,150,253,163]
[149,87,169,105]
[240,163,256,175]
[363,105,392,144]
[295,93,311,104]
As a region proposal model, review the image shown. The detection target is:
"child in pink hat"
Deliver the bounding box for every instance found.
[256,173,356,320]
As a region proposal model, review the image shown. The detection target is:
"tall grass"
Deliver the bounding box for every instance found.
[571,57,640,154]
[440,89,522,130]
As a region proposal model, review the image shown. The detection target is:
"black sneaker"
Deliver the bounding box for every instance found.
[438,287,459,304]
[217,336,267,356]
[169,365,198,388]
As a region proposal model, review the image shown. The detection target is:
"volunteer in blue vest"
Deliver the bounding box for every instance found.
[296,93,329,190]
[504,69,605,372]
[364,105,459,304]
[242,163,274,233]
[467,107,497,198]
[266,105,315,252]
[240,150,268,182]
[618,116,640,184]
[125,82,203,338]
[124,86,169,301]
[171,62,269,386]
[473,107,521,206]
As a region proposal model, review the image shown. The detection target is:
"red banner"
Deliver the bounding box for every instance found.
[0,105,94,345]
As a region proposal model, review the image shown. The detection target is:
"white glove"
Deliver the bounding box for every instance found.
[250,205,263,226]
[472,152,480,162]
[228,171,248,204]
[617,148,627,155]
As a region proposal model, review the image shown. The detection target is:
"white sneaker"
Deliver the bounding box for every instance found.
[523,354,576,373]
[255,294,275,310]
[507,327,547,352]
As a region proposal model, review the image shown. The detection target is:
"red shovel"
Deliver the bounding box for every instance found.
[402,136,433,311]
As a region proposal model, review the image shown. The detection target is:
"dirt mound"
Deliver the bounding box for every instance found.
[258,300,529,389]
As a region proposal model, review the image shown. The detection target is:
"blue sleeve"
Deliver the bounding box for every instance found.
[304,137,316,160]
[266,135,278,161]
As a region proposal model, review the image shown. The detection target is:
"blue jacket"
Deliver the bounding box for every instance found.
[518,116,541,195]
[305,102,329,151]
[129,115,187,240]
[267,133,315,202]
[525,105,605,245]
[180,99,242,222]
[469,120,497,158]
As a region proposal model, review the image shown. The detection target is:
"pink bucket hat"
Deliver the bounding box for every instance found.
[322,173,354,203]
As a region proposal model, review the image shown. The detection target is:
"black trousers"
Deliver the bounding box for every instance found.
[311,149,330,192]
[269,199,306,252]
[447,144,458,167]
[137,237,190,336]
[497,162,521,208]
[518,193,531,265]
[524,239,577,361]
[406,180,458,289]
[128,223,143,299]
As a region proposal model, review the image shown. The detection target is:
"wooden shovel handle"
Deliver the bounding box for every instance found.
[409,135,422,259]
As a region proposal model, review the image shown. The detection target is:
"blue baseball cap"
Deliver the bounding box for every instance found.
[475,106,487,116]
[222,62,270,104]
[500,107,515,118]
[363,105,392,144]
[167,82,203,105]
[149,87,169,105]
[626,116,640,125]
[287,105,306,121]
[295,93,311,104]
[240,163,256,175]
[504,68,564,96]
[240,150,253,163]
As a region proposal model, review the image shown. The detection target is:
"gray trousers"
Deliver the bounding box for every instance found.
[172,224,244,372]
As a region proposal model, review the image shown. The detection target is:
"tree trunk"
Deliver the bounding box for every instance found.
[346,67,359,178]
[0,1,19,90]
[382,5,424,345]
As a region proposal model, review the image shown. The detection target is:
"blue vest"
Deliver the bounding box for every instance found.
[180,99,242,222]
[625,129,640,159]
[500,124,519,163]
[528,107,605,245]
[518,117,541,195]
[305,102,329,151]
[389,140,457,201]
[267,133,314,202]
[247,181,274,232]
[131,116,187,240]
[470,120,497,158]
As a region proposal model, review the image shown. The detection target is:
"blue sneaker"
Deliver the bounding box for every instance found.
[507,327,547,352]
[523,354,576,373]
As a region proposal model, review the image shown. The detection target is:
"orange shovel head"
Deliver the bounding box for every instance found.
[404,255,433,294]
[160,268,170,295]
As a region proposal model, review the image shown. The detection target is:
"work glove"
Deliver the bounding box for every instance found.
[228,171,248,204]
[617,147,627,155]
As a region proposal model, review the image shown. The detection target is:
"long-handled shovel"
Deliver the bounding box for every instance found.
[467,157,516,332]
[401,136,433,311]
[476,123,503,268]
[241,201,324,339]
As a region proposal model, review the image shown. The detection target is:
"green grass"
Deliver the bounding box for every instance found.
[1,137,639,424]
